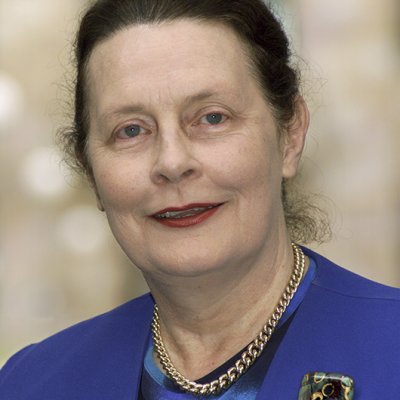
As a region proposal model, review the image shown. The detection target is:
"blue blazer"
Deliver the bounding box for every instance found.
[1,248,399,399]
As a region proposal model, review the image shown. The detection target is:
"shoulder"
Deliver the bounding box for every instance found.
[304,246,400,302]
[284,248,400,398]
[0,293,154,399]
[301,247,400,351]
[20,292,154,350]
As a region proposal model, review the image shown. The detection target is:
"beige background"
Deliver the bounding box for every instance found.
[1,0,399,365]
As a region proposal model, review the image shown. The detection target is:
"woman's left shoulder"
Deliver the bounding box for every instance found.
[303,246,400,303]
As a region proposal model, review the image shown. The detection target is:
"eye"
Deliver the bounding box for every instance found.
[200,112,227,125]
[116,124,145,139]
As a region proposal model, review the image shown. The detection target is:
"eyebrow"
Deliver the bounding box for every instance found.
[100,89,232,122]
[100,105,148,123]
[184,90,217,104]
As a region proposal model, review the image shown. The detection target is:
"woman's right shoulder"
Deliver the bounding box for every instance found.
[0,292,154,397]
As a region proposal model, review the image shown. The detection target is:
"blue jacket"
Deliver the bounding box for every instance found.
[1,248,399,399]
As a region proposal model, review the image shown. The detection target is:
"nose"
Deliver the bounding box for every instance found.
[150,128,201,185]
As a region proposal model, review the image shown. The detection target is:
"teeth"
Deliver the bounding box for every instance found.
[156,206,215,219]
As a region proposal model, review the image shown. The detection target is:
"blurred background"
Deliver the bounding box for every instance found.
[1,0,399,365]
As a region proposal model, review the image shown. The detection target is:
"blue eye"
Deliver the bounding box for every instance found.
[204,113,224,125]
[123,125,142,137]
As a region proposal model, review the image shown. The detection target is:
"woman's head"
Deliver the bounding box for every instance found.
[83,18,309,277]
[61,0,330,246]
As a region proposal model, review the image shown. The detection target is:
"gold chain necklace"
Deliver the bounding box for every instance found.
[151,242,305,396]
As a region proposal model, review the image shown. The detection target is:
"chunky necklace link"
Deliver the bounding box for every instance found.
[151,242,305,396]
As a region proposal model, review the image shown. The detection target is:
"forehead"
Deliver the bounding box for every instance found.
[86,19,260,112]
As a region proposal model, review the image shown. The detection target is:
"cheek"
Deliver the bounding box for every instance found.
[92,162,149,258]
[210,135,282,195]
[91,155,148,212]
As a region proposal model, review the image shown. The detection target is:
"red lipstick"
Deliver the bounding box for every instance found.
[151,203,223,228]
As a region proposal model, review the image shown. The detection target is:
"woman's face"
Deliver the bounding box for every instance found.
[86,20,305,278]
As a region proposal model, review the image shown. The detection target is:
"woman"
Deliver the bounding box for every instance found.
[1,0,399,399]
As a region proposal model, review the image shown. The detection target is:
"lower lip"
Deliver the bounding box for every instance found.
[151,205,221,228]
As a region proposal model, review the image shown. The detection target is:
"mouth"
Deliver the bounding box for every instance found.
[151,203,224,227]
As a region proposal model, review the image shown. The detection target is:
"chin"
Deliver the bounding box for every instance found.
[140,250,233,279]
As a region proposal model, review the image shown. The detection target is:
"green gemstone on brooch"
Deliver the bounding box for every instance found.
[298,372,354,400]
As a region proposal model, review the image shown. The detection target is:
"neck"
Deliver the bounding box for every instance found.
[145,239,304,380]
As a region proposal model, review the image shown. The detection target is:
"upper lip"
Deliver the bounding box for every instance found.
[151,203,223,217]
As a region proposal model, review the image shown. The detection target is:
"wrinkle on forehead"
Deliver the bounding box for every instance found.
[86,20,260,111]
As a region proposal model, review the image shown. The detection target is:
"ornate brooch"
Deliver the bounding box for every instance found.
[298,372,354,400]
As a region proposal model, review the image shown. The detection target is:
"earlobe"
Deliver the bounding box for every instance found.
[96,196,105,212]
[92,181,105,212]
[281,96,310,179]
[88,172,105,212]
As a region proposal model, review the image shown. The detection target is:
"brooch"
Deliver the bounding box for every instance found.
[298,372,354,399]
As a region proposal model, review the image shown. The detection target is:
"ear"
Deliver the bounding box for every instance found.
[96,194,105,212]
[281,96,310,179]
[88,173,105,212]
